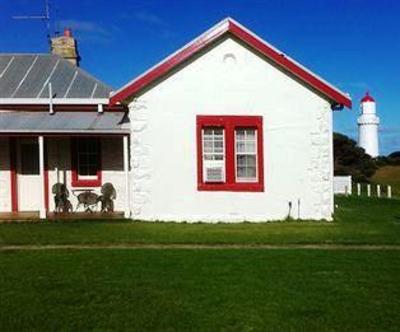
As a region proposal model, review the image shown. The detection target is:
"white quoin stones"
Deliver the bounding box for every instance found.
[358,92,379,157]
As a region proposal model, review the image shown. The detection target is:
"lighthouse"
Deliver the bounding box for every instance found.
[358,92,380,157]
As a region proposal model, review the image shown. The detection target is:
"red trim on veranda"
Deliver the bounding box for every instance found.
[197,115,264,192]
[9,137,18,212]
[110,18,351,108]
[71,137,102,188]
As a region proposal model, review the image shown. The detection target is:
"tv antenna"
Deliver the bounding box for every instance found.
[13,0,52,45]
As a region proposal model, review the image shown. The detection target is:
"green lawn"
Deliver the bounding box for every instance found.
[1,196,400,331]
[1,249,399,331]
[1,196,399,246]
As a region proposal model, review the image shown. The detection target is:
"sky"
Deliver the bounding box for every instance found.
[0,0,399,155]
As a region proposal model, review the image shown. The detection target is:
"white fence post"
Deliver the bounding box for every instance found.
[388,185,392,199]
[377,185,381,198]
[357,183,361,196]
[367,184,371,197]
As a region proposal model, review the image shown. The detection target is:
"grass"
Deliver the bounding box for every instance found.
[372,165,400,197]
[1,249,400,331]
[1,196,399,246]
[1,196,400,331]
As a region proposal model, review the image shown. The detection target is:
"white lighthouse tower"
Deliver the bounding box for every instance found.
[358,92,380,157]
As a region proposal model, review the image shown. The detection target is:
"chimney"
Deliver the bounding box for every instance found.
[50,28,80,66]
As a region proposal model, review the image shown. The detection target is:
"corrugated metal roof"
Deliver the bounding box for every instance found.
[0,111,129,134]
[0,54,112,99]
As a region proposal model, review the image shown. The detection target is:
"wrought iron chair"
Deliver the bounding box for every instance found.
[97,182,117,212]
[52,183,72,213]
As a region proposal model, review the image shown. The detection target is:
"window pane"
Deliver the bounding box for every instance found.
[77,138,99,177]
[203,129,213,136]
[245,167,257,178]
[247,155,256,167]
[237,155,246,166]
[202,128,224,160]
[246,141,256,153]
[214,143,223,153]
[202,127,225,182]
[87,165,98,176]
[78,165,88,176]
[213,129,223,136]
[246,130,255,139]
[236,141,246,153]
[214,140,223,147]
[203,141,213,153]
[236,129,245,140]
[237,166,246,178]
[235,129,257,181]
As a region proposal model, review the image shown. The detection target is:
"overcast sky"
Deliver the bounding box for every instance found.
[1,0,399,155]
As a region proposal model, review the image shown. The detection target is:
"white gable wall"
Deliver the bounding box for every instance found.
[129,37,333,222]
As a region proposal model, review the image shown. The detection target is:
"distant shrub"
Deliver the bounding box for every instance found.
[388,151,400,165]
[334,133,378,182]
[389,151,400,158]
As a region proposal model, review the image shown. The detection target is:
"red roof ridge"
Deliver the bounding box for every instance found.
[110,17,352,108]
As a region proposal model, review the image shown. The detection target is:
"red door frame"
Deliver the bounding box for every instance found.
[8,137,49,213]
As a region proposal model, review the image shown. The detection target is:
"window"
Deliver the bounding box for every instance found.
[71,138,102,187]
[235,129,257,182]
[203,128,224,161]
[202,128,225,182]
[77,139,99,178]
[197,116,264,192]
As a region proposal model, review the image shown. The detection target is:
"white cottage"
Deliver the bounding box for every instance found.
[0,18,351,222]
[110,18,352,222]
[0,29,130,219]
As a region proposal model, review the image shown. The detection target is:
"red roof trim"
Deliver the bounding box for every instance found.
[110,20,229,105]
[110,18,352,108]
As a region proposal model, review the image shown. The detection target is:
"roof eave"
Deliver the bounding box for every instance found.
[0,98,109,105]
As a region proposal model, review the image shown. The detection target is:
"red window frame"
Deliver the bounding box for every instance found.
[71,137,102,187]
[197,115,264,192]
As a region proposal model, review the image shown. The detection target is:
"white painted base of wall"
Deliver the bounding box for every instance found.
[133,215,333,223]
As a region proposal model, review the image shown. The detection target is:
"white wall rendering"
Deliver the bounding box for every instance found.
[129,37,334,222]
